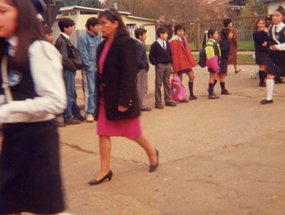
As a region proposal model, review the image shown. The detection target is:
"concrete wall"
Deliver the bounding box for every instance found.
[52,10,157,45]
[268,1,285,14]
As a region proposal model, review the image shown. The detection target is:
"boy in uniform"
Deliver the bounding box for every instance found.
[149,27,176,109]
[135,28,151,111]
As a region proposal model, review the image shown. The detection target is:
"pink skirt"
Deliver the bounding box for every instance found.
[97,102,142,139]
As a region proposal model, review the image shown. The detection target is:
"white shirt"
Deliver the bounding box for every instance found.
[0,36,67,118]
[273,22,285,50]
[136,38,142,44]
[60,32,69,39]
[157,38,167,50]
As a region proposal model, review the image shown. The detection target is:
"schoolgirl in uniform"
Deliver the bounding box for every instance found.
[261,5,285,104]
[215,28,233,95]
[253,19,269,87]
[0,0,68,214]
[204,29,221,99]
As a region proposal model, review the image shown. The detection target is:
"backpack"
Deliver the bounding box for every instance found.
[198,44,214,68]
[170,76,186,101]
[198,47,207,68]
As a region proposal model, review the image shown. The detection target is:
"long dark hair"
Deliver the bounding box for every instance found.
[253,19,265,34]
[99,8,129,38]
[1,0,46,71]
[202,29,217,48]
[219,28,231,43]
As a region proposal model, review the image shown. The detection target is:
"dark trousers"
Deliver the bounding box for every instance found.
[155,63,172,105]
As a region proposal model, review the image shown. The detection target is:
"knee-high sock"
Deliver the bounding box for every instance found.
[208,83,214,96]
[267,79,274,100]
[220,82,225,90]
[213,79,218,87]
[259,71,266,83]
[188,82,194,97]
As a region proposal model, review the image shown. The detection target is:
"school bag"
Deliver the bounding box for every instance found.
[170,76,186,101]
[198,44,213,68]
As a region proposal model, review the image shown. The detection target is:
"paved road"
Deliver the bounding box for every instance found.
[21,64,285,214]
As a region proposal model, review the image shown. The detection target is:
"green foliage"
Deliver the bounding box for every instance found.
[62,0,102,8]
[240,0,268,16]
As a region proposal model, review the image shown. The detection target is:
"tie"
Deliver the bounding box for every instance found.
[4,41,10,56]
[163,41,166,50]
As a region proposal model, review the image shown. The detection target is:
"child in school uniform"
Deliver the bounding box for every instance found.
[0,0,68,214]
[253,19,269,87]
[149,27,176,109]
[204,29,221,99]
[135,28,151,111]
[215,28,233,95]
[261,5,285,104]
[170,24,198,101]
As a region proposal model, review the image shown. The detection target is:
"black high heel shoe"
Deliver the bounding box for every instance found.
[149,149,159,172]
[88,170,113,185]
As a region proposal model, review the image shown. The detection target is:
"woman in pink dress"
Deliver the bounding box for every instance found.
[88,8,159,185]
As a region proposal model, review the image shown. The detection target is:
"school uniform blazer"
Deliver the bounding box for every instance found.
[95,35,140,121]
[169,35,198,73]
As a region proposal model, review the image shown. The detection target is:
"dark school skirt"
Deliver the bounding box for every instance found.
[255,51,268,65]
[0,120,64,214]
[267,57,285,77]
[177,68,192,74]
[208,68,216,73]
[219,59,228,74]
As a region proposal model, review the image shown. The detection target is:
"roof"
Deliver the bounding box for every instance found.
[59,5,131,16]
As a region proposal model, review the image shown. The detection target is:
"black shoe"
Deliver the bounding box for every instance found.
[64,118,81,125]
[235,69,241,74]
[75,115,85,121]
[274,77,284,84]
[179,99,189,103]
[189,95,198,100]
[141,107,152,111]
[56,121,66,127]
[149,149,159,172]
[165,101,176,107]
[208,94,220,99]
[260,99,273,104]
[88,170,113,185]
[259,83,266,87]
[155,104,164,109]
[221,89,231,95]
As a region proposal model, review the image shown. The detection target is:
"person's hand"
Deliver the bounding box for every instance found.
[262,42,267,46]
[270,45,277,50]
[118,105,128,112]
[173,73,178,77]
[264,27,268,33]
[0,104,11,123]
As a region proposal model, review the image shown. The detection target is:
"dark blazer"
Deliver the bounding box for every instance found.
[55,34,77,71]
[135,40,149,73]
[219,40,231,60]
[95,36,140,121]
[253,31,269,52]
[149,40,172,66]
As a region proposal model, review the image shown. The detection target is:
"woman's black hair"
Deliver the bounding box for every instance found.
[219,28,231,42]
[1,0,46,72]
[223,19,232,27]
[202,29,217,48]
[174,24,185,35]
[98,8,129,38]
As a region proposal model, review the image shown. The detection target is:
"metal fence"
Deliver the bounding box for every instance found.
[160,14,268,51]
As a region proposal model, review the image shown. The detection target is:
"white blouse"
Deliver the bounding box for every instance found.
[0,36,67,119]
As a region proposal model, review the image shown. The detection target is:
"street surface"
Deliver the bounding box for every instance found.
[16,64,285,214]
